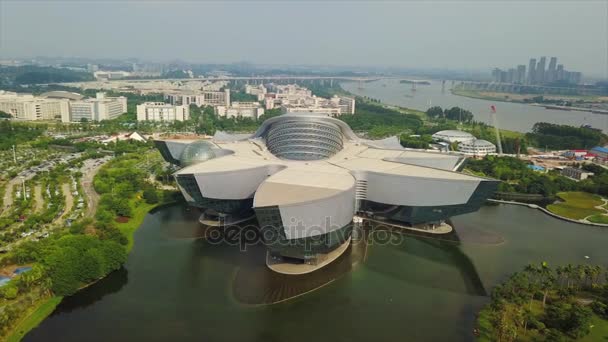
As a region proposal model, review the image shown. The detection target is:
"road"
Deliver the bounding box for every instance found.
[2,182,15,216]
[81,157,112,217]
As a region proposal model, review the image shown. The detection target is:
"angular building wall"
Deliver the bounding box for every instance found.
[253,168,356,260]
[359,180,498,224]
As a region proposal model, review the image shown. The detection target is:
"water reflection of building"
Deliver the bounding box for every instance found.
[230,221,487,304]
[155,113,498,274]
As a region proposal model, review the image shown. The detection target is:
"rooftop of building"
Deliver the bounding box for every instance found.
[139,102,181,107]
[40,91,84,101]
[162,113,494,209]
[459,139,496,148]
[591,146,608,153]
[432,130,476,138]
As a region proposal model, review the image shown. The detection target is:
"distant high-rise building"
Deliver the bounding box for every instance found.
[500,71,508,83]
[547,57,557,83]
[536,57,546,84]
[516,65,526,84]
[507,68,516,83]
[556,64,565,81]
[492,68,502,82]
[570,72,582,85]
[528,58,537,84]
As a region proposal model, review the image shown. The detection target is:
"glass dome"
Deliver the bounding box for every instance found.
[179,140,217,166]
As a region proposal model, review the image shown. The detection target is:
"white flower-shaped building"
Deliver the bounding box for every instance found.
[155,113,498,273]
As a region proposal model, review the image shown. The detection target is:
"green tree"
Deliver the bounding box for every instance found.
[0,284,18,299]
[143,187,159,204]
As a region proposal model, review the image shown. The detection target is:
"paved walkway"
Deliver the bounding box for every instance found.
[33,185,43,213]
[82,158,111,217]
[1,182,15,216]
[581,198,608,223]
[58,183,74,221]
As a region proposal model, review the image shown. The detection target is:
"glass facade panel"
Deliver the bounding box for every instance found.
[266,119,344,160]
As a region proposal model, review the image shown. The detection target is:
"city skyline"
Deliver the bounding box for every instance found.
[492,55,583,85]
[1,1,607,77]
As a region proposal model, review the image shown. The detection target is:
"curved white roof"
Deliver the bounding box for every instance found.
[460,139,495,148]
[41,91,84,100]
[432,130,475,143]
[253,112,361,141]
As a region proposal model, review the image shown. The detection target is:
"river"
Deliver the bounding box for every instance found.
[23,204,608,341]
[341,79,608,133]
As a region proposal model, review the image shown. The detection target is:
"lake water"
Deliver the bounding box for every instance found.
[24,204,608,341]
[341,79,608,133]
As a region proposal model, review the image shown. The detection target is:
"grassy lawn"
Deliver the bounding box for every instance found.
[587,214,608,224]
[115,196,157,252]
[499,129,525,139]
[579,314,608,342]
[6,296,62,342]
[393,106,427,119]
[547,192,604,220]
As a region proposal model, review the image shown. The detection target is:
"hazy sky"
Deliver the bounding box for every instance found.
[1,1,607,76]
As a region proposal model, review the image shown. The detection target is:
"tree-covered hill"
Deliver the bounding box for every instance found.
[0,65,94,87]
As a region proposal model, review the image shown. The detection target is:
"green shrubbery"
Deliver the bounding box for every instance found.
[400,134,433,149]
[0,121,45,150]
[42,235,126,296]
[467,156,608,199]
[0,285,18,300]
[426,106,474,123]
[526,122,608,150]
[341,101,423,137]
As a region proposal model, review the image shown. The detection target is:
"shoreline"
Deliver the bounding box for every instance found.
[4,199,173,341]
[5,296,63,342]
[451,88,608,115]
[488,199,608,227]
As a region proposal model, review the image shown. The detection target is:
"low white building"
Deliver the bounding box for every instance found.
[458,139,496,156]
[269,84,313,98]
[68,92,127,122]
[0,91,70,121]
[279,95,355,117]
[281,105,342,117]
[137,102,189,122]
[332,95,356,115]
[165,89,230,107]
[101,132,147,144]
[216,102,264,119]
[561,167,594,181]
[93,70,130,80]
[245,84,267,101]
[263,84,355,116]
